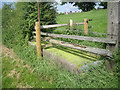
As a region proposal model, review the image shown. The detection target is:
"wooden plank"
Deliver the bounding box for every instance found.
[64,30,106,35]
[41,32,116,44]
[41,24,68,29]
[42,38,112,56]
[74,23,84,25]
[107,2,120,51]
[40,23,84,29]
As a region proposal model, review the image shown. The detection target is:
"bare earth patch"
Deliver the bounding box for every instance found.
[7,69,16,77]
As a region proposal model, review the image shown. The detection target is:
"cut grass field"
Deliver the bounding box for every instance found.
[50,9,108,49]
[55,9,107,33]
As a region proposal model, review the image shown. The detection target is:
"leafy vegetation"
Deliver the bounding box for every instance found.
[2,2,119,88]
[2,2,57,42]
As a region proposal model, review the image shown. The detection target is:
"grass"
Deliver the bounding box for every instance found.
[31,9,108,69]
[2,54,118,88]
[2,8,119,88]
[29,10,108,68]
[2,55,58,88]
[55,9,107,33]
[50,9,108,49]
[31,9,108,67]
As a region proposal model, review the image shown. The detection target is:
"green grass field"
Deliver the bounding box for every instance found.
[51,9,107,49]
[55,9,107,33]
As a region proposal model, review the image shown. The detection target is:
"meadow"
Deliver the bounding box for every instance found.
[50,9,107,50]
[55,9,107,33]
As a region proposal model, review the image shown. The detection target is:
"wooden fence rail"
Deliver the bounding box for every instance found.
[40,23,84,29]
[58,30,107,35]
[39,32,116,44]
[42,37,112,56]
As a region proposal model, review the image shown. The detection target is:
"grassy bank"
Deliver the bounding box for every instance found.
[2,51,118,88]
[2,3,119,88]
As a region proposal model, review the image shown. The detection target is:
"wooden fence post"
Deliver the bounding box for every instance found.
[107,2,120,51]
[35,22,41,58]
[70,19,73,30]
[84,18,88,35]
[106,2,120,70]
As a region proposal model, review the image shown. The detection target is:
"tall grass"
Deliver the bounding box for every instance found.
[12,43,118,88]
[2,4,118,88]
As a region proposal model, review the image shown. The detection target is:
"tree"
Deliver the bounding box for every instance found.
[61,2,96,12]
[99,2,107,9]
[74,2,96,12]
[15,2,57,40]
[2,3,14,28]
[2,3,20,48]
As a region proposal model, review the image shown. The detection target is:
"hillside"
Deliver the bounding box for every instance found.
[56,9,107,33]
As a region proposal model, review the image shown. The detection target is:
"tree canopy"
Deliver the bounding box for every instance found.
[73,2,96,12]
[61,2,96,12]
[2,2,57,41]
[99,2,107,9]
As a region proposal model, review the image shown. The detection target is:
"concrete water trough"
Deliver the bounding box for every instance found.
[28,41,103,73]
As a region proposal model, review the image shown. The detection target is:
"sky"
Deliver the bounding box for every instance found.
[0,1,102,13]
[56,2,101,13]
[57,3,81,13]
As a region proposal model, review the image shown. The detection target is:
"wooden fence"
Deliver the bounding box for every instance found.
[34,2,120,58]
[34,19,117,57]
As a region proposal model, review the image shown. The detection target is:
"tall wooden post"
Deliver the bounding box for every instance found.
[70,19,73,30]
[36,0,41,58]
[106,2,120,70]
[35,22,41,58]
[107,2,120,51]
[84,18,88,35]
